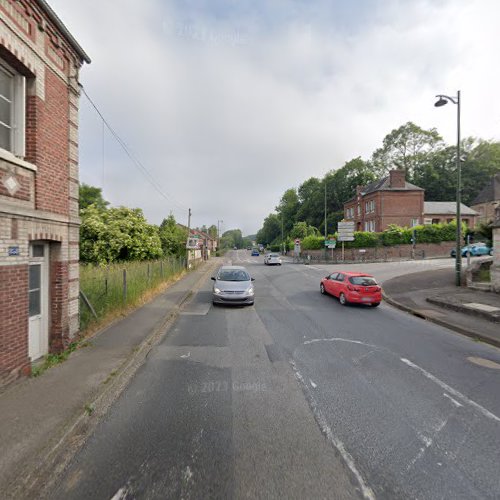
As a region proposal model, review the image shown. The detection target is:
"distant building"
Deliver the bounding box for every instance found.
[423,202,477,228]
[0,1,89,387]
[343,170,424,232]
[471,173,500,225]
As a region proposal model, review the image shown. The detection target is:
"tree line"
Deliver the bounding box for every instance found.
[257,122,500,247]
[79,184,219,264]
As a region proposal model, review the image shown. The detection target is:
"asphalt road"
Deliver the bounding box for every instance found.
[51,251,500,499]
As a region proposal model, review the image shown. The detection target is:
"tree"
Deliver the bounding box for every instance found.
[207,225,218,239]
[289,221,320,239]
[159,214,188,257]
[371,122,442,178]
[79,183,109,211]
[276,188,300,234]
[256,213,281,246]
[296,177,324,228]
[221,229,244,249]
[80,205,162,264]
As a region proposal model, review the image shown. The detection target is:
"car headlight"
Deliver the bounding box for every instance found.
[247,287,254,296]
[214,287,222,295]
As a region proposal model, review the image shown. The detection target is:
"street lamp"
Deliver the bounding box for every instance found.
[434,90,461,286]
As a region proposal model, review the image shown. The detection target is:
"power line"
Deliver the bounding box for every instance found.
[78,83,188,213]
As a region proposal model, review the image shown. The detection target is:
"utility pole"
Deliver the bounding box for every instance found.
[281,214,284,254]
[324,179,327,260]
[186,208,191,269]
[217,219,223,254]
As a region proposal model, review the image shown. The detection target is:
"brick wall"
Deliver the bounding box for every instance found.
[0,265,30,386]
[49,261,69,352]
[32,69,69,215]
[304,242,454,262]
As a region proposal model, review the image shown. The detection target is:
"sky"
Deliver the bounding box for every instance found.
[48,0,500,235]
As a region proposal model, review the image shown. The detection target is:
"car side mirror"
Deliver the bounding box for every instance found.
[211,277,216,281]
[251,277,255,281]
[325,275,330,279]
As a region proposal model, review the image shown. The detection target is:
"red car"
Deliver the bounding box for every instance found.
[320,271,382,307]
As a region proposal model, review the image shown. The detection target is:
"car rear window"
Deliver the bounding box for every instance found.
[349,276,377,286]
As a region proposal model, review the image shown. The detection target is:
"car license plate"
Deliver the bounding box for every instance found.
[361,297,372,302]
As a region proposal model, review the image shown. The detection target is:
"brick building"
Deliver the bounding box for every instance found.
[471,173,500,225]
[423,202,477,228]
[343,170,424,232]
[0,1,89,387]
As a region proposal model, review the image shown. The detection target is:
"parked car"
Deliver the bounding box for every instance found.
[450,242,493,258]
[264,253,282,265]
[251,248,260,256]
[247,246,252,250]
[211,266,255,306]
[320,271,382,307]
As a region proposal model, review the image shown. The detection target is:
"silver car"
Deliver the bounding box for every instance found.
[211,265,255,306]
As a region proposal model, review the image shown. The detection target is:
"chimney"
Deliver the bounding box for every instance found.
[389,169,405,188]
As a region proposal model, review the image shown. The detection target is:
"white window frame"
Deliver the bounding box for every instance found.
[411,218,419,227]
[0,61,25,157]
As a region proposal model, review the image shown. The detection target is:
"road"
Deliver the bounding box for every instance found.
[51,251,500,499]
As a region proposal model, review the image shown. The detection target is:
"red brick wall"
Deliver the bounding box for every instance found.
[28,69,69,216]
[379,191,424,230]
[49,261,70,352]
[0,265,30,386]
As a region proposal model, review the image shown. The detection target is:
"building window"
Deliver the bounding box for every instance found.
[364,220,375,232]
[411,218,419,227]
[0,62,26,157]
[357,205,361,216]
[365,200,375,213]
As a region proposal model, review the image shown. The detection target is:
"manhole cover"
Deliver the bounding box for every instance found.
[467,356,500,370]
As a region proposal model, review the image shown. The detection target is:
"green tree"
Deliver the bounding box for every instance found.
[79,183,109,211]
[159,214,188,257]
[207,225,218,239]
[276,188,300,234]
[296,177,324,228]
[221,229,244,249]
[80,205,162,264]
[371,122,442,177]
[256,213,281,246]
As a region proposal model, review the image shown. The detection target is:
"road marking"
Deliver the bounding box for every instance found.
[180,352,191,358]
[290,360,376,500]
[309,379,317,388]
[443,393,463,408]
[304,338,379,349]
[401,358,500,423]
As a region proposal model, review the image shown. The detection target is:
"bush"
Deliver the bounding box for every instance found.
[345,232,380,248]
[302,235,324,250]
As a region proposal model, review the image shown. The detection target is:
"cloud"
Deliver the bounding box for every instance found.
[48,0,500,234]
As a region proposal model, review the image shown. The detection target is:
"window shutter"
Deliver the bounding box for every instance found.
[13,74,26,157]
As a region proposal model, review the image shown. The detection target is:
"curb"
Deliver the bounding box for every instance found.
[7,259,219,500]
[426,297,500,323]
[382,291,500,350]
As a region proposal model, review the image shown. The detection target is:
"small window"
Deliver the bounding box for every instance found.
[349,276,377,286]
[336,273,345,282]
[32,244,44,257]
[28,264,41,316]
[329,273,338,281]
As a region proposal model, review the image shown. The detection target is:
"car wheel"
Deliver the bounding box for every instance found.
[339,293,348,306]
[371,302,380,307]
[320,283,326,295]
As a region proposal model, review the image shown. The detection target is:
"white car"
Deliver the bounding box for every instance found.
[264,253,282,265]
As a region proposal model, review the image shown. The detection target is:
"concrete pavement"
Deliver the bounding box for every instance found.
[382,267,500,348]
[0,258,220,499]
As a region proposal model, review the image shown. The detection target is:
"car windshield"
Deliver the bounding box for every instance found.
[349,276,377,286]
[270,254,279,257]
[218,269,250,281]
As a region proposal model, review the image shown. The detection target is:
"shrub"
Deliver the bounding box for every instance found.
[302,235,324,250]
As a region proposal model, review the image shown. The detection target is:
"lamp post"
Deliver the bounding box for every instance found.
[435,90,461,286]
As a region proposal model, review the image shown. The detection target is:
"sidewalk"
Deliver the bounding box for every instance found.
[383,268,500,348]
[0,259,220,499]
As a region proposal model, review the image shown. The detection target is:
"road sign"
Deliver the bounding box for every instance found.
[338,221,355,242]
[325,239,336,248]
[295,239,301,244]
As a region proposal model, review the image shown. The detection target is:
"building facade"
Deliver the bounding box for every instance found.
[344,170,424,232]
[0,0,89,387]
[423,202,477,228]
[471,173,500,225]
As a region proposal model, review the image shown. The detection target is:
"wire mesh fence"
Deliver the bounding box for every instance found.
[79,257,185,331]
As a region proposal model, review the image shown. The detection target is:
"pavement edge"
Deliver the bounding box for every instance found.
[8,259,220,500]
[382,291,500,349]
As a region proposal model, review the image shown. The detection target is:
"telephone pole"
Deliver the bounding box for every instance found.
[186,208,191,268]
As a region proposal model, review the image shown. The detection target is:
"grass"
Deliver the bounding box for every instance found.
[31,340,91,377]
[79,257,186,333]
[477,268,491,282]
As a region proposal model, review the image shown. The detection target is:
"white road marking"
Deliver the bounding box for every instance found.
[443,393,463,408]
[111,487,128,500]
[180,352,191,358]
[401,358,500,423]
[310,379,317,388]
[304,338,379,349]
[290,360,375,500]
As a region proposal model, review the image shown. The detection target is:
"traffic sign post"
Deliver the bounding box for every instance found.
[337,221,355,261]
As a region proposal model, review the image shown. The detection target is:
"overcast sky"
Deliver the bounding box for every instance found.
[49,0,500,235]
